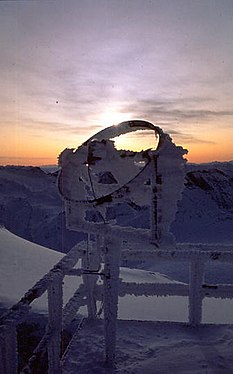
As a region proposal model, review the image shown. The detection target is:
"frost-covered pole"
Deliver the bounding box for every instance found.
[47,273,63,374]
[150,154,160,245]
[189,259,204,326]
[103,235,122,367]
[155,133,188,248]
[0,324,17,374]
[82,234,101,319]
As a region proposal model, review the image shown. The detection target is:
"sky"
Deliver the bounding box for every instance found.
[0,0,233,165]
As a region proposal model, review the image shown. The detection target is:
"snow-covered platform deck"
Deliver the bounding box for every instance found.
[62,318,233,373]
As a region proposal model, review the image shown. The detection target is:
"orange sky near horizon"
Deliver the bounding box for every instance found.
[1,120,232,166]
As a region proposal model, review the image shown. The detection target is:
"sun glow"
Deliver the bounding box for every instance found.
[98,107,133,127]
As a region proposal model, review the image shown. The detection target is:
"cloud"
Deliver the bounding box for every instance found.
[119,98,233,125]
[21,119,103,135]
[172,132,216,145]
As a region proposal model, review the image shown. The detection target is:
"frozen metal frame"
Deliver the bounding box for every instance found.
[58,119,188,367]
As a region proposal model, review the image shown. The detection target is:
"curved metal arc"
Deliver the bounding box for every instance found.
[83,120,164,146]
[58,120,164,206]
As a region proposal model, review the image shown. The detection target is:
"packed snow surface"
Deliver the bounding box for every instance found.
[62,319,233,373]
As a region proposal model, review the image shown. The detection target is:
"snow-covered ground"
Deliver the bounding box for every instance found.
[62,319,233,373]
[1,228,233,373]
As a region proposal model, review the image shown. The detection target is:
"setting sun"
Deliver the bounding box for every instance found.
[97,106,133,128]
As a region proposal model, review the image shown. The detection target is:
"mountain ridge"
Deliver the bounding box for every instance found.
[0,162,232,251]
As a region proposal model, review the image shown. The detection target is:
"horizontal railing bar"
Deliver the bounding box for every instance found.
[121,249,233,262]
[120,242,233,253]
[68,220,150,243]
[202,284,233,299]
[94,280,233,300]
[93,282,188,298]
[118,282,233,299]
[177,243,233,252]
[65,268,104,277]
[118,282,189,297]
[65,269,83,276]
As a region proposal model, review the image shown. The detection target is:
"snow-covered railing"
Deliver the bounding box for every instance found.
[0,244,83,374]
[1,242,233,373]
[121,243,233,326]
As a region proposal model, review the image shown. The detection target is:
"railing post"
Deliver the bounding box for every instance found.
[103,235,121,368]
[47,273,63,374]
[0,324,18,374]
[150,155,160,244]
[82,236,101,319]
[189,259,204,326]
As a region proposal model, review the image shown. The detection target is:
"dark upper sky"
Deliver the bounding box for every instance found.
[1,0,233,164]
